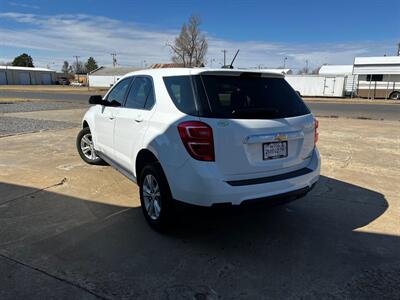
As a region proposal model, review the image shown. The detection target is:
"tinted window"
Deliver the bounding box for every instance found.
[125,77,154,109]
[163,76,197,115]
[199,74,310,119]
[366,74,383,81]
[106,78,131,106]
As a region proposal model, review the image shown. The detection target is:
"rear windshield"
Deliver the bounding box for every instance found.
[163,74,310,119]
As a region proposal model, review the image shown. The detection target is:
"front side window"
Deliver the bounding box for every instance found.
[125,77,155,109]
[106,78,132,106]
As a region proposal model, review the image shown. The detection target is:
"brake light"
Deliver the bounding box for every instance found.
[177,121,215,161]
[314,118,319,145]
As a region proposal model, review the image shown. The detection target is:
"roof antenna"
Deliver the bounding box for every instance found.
[229,49,240,69]
[222,49,240,69]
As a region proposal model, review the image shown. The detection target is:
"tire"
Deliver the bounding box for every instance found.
[139,163,174,231]
[389,91,400,100]
[76,127,104,165]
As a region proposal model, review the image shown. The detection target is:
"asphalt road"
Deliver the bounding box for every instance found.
[308,102,400,121]
[1,90,399,121]
[0,90,91,104]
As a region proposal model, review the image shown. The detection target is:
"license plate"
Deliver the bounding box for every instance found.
[263,141,288,160]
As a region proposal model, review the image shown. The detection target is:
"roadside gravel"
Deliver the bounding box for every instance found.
[0,116,76,137]
[0,102,87,114]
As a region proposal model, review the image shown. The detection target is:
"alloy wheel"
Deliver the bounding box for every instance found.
[80,133,98,160]
[142,174,162,220]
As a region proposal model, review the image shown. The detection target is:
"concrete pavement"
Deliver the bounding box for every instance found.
[0,112,399,299]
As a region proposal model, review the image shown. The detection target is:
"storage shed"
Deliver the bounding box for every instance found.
[88,67,142,88]
[319,65,357,96]
[0,66,56,85]
[353,56,400,99]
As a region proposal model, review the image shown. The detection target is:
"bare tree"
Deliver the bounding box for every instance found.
[297,67,309,75]
[311,65,322,75]
[167,15,208,67]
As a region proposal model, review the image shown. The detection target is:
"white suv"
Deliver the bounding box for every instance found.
[77,68,320,230]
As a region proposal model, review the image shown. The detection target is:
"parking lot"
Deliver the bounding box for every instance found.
[0,95,399,299]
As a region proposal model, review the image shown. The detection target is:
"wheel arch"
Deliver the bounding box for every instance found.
[135,149,160,183]
[82,120,89,128]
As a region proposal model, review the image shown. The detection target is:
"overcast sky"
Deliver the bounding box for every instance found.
[0,0,399,71]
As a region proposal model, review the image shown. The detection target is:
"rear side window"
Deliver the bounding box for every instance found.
[163,76,197,115]
[125,77,155,109]
[199,74,310,119]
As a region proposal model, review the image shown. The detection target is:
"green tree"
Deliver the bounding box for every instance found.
[12,53,34,67]
[85,57,98,73]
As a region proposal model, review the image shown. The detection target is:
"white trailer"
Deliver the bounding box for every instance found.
[319,65,357,96]
[285,75,346,97]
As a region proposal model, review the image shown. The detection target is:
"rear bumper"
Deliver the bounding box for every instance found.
[164,148,320,207]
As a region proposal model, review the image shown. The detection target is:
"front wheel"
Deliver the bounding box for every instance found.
[139,163,174,231]
[76,127,104,165]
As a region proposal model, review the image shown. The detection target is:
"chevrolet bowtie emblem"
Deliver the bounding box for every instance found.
[275,134,287,141]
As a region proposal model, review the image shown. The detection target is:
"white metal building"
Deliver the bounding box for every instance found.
[0,66,56,85]
[88,67,142,88]
[319,65,356,95]
[285,75,346,97]
[353,56,400,99]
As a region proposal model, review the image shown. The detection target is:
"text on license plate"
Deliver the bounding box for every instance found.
[263,141,288,160]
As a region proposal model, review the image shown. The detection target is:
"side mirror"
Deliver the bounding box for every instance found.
[88,95,104,105]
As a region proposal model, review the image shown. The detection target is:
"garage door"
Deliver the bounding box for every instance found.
[19,73,31,85]
[41,73,52,85]
[0,72,6,85]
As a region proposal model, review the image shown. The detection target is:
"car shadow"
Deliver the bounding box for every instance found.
[0,176,399,299]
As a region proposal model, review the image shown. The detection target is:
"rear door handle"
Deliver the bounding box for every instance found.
[134,116,143,123]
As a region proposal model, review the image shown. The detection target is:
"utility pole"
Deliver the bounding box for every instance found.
[305,59,309,74]
[397,43,400,56]
[73,55,80,83]
[111,53,117,67]
[283,57,288,68]
[221,49,227,66]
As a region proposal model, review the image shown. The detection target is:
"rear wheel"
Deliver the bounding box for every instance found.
[389,91,400,100]
[139,163,174,231]
[76,127,104,165]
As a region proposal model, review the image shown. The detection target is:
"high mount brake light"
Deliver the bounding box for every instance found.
[177,121,215,161]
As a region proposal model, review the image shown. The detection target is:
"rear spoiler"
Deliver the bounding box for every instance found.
[198,70,285,78]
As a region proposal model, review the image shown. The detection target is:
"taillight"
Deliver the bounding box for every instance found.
[177,121,215,161]
[314,118,319,145]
